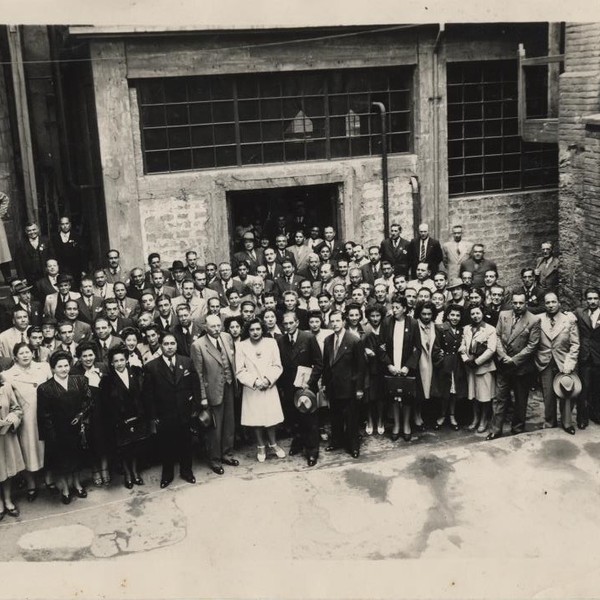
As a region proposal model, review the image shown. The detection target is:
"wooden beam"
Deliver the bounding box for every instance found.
[6,25,38,223]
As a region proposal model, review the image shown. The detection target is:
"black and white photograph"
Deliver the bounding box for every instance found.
[0,1,598,598]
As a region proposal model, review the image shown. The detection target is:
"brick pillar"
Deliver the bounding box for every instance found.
[558,23,600,307]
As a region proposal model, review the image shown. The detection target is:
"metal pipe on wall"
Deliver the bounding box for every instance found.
[372,101,389,235]
[431,23,445,237]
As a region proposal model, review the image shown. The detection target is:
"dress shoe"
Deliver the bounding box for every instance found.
[26,489,38,502]
[486,432,502,441]
[73,487,87,498]
[124,478,134,489]
[210,465,224,475]
[563,425,576,435]
[350,449,360,459]
[577,421,588,430]
[180,472,196,484]
[449,417,460,431]
[160,478,173,489]
[402,432,412,442]
[433,420,444,431]
[307,457,318,467]
[390,431,400,442]
[414,422,426,432]
[325,445,339,452]
[0,509,5,521]
[61,493,71,505]
[5,505,19,517]
[288,446,302,457]
[133,476,144,486]
[221,457,239,467]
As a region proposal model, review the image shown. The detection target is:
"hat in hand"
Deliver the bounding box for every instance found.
[197,407,216,429]
[294,388,317,414]
[553,372,582,400]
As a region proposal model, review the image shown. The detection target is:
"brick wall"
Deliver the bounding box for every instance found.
[448,190,558,288]
[558,23,600,308]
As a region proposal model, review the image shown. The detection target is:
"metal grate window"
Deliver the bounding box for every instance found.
[136,67,413,174]
[447,60,558,196]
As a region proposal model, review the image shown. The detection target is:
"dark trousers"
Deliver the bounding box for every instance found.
[490,369,534,434]
[206,383,235,466]
[290,409,320,459]
[539,360,570,428]
[329,395,360,453]
[280,383,300,432]
[579,361,600,423]
[157,421,193,479]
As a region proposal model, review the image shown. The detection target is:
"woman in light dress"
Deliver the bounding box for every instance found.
[0,373,25,519]
[3,342,51,500]
[460,305,497,433]
[235,317,285,462]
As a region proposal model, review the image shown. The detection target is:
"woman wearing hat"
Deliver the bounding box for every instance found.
[3,342,51,501]
[460,305,497,433]
[0,372,25,518]
[100,345,150,488]
[235,317,284,462]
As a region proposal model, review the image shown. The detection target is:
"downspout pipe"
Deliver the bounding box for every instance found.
[372,101,389,235]
[432,23,445,236]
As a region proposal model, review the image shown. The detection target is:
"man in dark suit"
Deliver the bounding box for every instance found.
[575,287,600,428]
[34,258,60,303]
[315,225,344,260]
[0,278,22,330]
[360,246,383,286]
[144,333,200,488]
[63,299,93,344]
[148,271,177,299]
[262,247,284,281]
[514,268,545,314]
[379,223,410,276]
[127,268,147,301]
[172,303,203,357]
[103,297,134,337]
[15,222,50,284]
[277,311,323,466]
[13,281,43,326]
[232,231,264,275]
[50,216,87,282]
[534,241,559,293]
[298,253,321,286]
[76,277,104,324]
[274,235,297,267]
[190,314,238,475]
[275,260,305,297]
[407,223,443,279]
[322,310,366,458]
[208,262,246,307]
[459,244,497,289]
[487,292,540,440]
[378,295,422,441]
[144,252,174,287]
[92,316,123,364]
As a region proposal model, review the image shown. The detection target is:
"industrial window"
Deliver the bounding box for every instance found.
[136,67,412,174]
[447,60,558,196]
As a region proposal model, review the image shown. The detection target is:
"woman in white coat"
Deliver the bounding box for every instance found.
[460,305,497,433]
[235,317,285,462]
[415,301,437,430]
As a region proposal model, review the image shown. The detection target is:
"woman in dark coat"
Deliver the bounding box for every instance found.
[100,345,150,489]
[363,304,386,436]
[71,341,109,486]
[432,304,469,430]
[37,351,92,504]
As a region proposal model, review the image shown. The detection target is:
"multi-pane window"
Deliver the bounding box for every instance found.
[447,60,558,196]
[136,67,412,174]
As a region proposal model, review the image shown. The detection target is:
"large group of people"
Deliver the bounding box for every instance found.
[0,209,594,522]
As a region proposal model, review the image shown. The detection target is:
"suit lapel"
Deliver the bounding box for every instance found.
[508,313,527,343]
[204,336,223,365]
[541,314,561,340]
[332,331,349,366]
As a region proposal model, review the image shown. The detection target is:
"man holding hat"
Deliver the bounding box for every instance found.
[535,292,580,433]
[277,311,323,466]
[233,231,264,275]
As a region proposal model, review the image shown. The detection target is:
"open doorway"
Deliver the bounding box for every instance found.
[227,183,340,254]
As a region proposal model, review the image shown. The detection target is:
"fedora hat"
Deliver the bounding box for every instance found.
[13,281,32,294]
[294,388,317,414]
[197,407,216,429]
[169,260,186,272]
[553,372,582,400]
[242,231,255,240]
[446,278,464,290]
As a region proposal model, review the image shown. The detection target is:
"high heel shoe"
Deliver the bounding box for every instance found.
[124,477,134,489]
[449,416,460,431]
[365,423,373,435]
[101,469,111,486]
[390,431,400,442]
[467,421,478,432]
[133,475,144,486]
[402,431,412,442]
[377,424,385,435]
[414,422,426,432]
[433,418,445,431]
[257,445,266,463]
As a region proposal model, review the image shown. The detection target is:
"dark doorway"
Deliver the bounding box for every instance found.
[227,183,340,254]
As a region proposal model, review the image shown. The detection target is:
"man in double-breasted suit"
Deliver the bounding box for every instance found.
[574,287,600,427]
[190,314,238,475]
[487,292,540,439]
[277,311,323,466]
[322,311,365,458]
[442,225,473,281]
[379,223,410,276]
[15,222,50,284]
[144,333,201,487]
[535,292,580,431]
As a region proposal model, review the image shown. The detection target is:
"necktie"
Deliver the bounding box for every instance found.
[216,339,222,353]
[33,349,39,361]
[456,243,461,257]
[550,317,555,328]
[199,290,203,299]
[87,297,92,309]
[334,334,340,357]
[170,358,175,372]
[20,332,26,343]
[419,241,426,262]
[289,333,294,346]
[511,315,519,332]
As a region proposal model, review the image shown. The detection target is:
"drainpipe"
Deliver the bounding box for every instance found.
[431,23,445,236]
[372,101,389,235]
[410,176,421,237]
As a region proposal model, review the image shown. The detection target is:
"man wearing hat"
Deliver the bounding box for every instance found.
[14,281,43,326]
[277,311,323,466]
[535,292,580,433]
[487,292,540,440]
[190,314,238,475]
[169,260,189,296]
[43,273,81,320]
[233,231,264,276]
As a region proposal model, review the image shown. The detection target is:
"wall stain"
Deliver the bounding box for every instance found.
[343,468,392,503]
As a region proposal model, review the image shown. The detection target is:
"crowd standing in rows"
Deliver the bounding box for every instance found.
[0,208,593,521]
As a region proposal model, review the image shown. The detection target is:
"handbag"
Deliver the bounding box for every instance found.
[384,375,416,401]
[119,417,151,445]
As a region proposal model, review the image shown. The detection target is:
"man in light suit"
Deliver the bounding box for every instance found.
[92,316,123,364]
[63,299,93,344]
[43,274,81,320]
[0,306,30,358]
[574,287,600,428]
[113,282,139,319]
[535,292,580,432]
[322,310,366,458]
[287,230,312,273]
[172,279,207,325]
[442,224,473,281]
[190,314,238,475]
[487,292,540,440]
[76,277,104,324]
[92,268,115,299]
[534,241,559,293]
